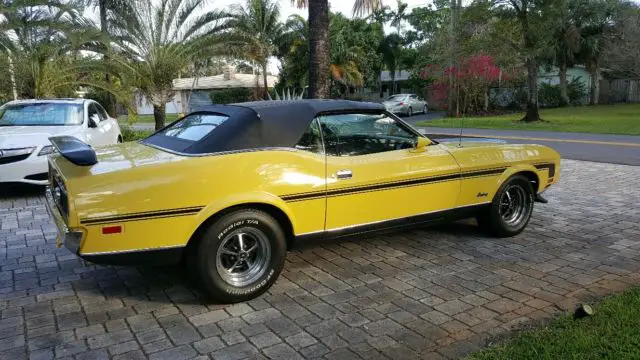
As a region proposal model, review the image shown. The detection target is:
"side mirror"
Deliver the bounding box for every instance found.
[88,115,99,128]
[414,137,431,150]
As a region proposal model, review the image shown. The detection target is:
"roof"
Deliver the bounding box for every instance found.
[172,73,278,91]
[380,70,411,82]
[143,100,385,154]
[4,98,87,105]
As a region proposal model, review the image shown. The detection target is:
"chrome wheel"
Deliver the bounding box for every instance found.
[498,185,529,226]
[407,107,413,117]
[216,228,271,287]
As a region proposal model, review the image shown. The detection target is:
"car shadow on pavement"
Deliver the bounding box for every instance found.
[0,183,44,198]
[291,219,490,252]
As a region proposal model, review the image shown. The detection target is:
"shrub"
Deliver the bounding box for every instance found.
[538,78,588,107]
[538,83,562,108]
[209,88,251,104]
[120,126,153,142]
[567,77,587,105]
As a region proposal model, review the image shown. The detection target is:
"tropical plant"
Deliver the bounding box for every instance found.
[227,0,283,99]
[575,0,617,105]
[82,0,135,116]
[494,0,560,121]
[379,33,402,95]
[292,0,382,98]
[1,0,114,99]
[110,0,230,130]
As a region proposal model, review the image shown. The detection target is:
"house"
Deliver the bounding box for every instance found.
[379,70,411,98]
[135,67,278,115]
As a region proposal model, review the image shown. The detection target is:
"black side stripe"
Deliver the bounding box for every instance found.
[81,206,204,225]
[281,168,506,202]
[534,163,556,177]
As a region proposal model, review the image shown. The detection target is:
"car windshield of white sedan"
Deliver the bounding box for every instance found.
[0,103,84,126]
[157,113,230,141]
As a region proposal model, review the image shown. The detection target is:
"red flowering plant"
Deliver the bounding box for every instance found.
[421,54,516,115]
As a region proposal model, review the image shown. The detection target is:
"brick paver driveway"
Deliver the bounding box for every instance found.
[2,159,640,360]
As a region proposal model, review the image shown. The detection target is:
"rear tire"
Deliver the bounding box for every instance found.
[187,209,286,303]
[117,135,123,143]
[476,175,534,238]
[407,107,413,117]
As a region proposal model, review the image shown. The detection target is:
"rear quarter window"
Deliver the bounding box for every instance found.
[158,114,229,141]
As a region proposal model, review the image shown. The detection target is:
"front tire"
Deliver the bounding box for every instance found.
[423,105,428,114]
[476,175,534,237]
[188,209,286,303]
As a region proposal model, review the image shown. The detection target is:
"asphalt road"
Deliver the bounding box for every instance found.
[126,110,639,166]
[419,127,640,166]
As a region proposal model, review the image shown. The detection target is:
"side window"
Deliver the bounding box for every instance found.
[295,118,324,154]
[318,113,417,157]
[87,104,101,124]
[95,103,109,121]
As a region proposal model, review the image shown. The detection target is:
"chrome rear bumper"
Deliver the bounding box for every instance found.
[44,188,82,254]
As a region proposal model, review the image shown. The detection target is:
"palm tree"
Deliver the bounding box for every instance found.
[110,0,229,130]
[82,0,134,116]
[379,33,401,95]
[293,0,382,98]
[227,0,283,99]
[390,0,407,37]
[549,3,581,106]
[1,0,106,98]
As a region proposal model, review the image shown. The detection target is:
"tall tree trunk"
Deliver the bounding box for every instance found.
[308,0,330,98]
[153,103,166,131]
[447,0,460,117]
[558,62,569,106]
[590,66,600,105]
[391,72,396,95]
[7,49,18,100]
[99,0,116,117]
[262,63,269,99]
[523,59,541,122]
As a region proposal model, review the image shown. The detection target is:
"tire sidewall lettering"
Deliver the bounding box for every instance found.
[217,219,261,240]
[226,268,275,296]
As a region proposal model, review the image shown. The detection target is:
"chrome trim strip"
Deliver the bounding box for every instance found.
[140,142,299,158]
[295,202,491,237]
[81,244,185,256]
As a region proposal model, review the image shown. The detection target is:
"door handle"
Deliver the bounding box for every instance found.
[335,169,352,180]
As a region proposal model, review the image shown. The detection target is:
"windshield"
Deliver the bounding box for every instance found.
[0,103,84,126]
[386,95,406,102]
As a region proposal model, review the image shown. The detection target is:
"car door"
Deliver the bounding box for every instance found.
[85,102,110,146]
[94,102,119,144]
[319,112,461,231]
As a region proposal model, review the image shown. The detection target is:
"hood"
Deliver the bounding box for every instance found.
[436,137,507,148]
[0,125,85,148]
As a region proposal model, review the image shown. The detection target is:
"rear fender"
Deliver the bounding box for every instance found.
[188,191,298,240]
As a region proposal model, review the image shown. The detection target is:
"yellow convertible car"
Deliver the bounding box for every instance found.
[45,100,560,303]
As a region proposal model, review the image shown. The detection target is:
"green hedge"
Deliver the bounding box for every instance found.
[209,88,252,104]
[121,126,153,142]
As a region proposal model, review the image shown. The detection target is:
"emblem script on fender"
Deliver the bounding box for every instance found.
[477,192,488,198]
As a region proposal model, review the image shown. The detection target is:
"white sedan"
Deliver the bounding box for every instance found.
[0,99,122,185]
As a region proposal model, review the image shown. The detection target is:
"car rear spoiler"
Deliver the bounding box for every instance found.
[48,136,98,166]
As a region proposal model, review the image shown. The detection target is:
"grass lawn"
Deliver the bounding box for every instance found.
[417,104,640,135]
[466,287,640,360]
[118,113,181,124]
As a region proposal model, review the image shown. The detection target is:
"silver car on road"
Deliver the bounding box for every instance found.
[382,94,428,117]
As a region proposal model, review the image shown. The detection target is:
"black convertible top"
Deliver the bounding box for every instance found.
[143,100,385,154]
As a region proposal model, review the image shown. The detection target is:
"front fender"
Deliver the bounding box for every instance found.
[496,163,542,191]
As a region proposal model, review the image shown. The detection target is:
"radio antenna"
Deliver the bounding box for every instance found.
[458,114,464,147]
